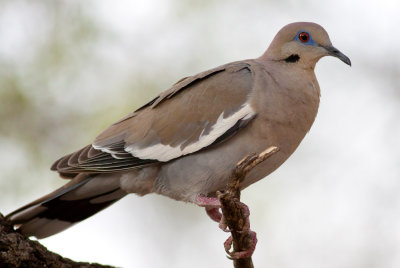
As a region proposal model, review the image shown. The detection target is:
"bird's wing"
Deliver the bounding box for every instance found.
[52,61,257,175]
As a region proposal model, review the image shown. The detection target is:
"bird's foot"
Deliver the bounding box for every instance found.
[195,195,223,223]
[222,201,256,259]
[206,207,222,223]
[196,194,257,259]
[224,230,258,260]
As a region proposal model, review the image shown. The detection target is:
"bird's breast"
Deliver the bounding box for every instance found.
[239,67,320,188]
[250,66,320,142]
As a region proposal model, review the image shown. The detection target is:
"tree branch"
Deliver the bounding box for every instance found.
[0,213,114,268]
[218,146,280,268]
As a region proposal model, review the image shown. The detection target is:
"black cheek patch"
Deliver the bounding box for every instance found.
[285,54,300,63]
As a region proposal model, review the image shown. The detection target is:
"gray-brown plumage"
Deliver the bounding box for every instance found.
[6,22,351,239]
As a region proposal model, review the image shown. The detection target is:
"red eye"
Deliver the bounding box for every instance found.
[298,32,310,42]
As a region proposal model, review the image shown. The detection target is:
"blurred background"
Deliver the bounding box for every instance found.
[1,0,399,267]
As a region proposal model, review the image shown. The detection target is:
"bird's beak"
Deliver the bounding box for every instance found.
[324,45,351,66]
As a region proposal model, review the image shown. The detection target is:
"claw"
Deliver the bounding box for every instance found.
[224,236,233,253]
[224,231,258,260]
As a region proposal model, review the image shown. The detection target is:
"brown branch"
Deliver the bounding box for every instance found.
[218,146,280,268]
[0,213,114,268]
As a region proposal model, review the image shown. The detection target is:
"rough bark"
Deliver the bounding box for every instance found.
[218,146,280,268]
[0,213,114,268]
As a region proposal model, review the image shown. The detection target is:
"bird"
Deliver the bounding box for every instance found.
[6,22,351,246]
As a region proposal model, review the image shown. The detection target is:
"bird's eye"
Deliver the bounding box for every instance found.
[298,32,310,43]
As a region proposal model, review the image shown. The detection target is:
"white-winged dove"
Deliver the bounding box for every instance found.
[7,22,350,241]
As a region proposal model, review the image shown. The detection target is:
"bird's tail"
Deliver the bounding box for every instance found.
[6,173,127,239]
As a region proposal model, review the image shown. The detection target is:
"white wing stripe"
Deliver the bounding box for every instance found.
[123,103,255,162]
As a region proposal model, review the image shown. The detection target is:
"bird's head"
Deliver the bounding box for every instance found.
[262,22,351,69]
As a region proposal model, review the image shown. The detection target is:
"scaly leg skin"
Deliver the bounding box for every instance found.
[195,195,222,223]
[195,194,258,259]
[195,195,221,208]
[206,207,222,223]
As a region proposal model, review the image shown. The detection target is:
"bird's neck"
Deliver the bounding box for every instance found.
[258,51,318,71]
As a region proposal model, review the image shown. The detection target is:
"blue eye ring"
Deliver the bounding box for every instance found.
[298,32,310,42]
[295,31,316,45]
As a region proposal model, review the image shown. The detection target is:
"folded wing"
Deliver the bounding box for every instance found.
[52,61,257,175]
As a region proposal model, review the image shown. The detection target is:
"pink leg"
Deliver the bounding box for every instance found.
[206,207,222,222]
[224,231,258,259]
[195,195,222,222]
[195,195,221,208]
[196,194,257,259]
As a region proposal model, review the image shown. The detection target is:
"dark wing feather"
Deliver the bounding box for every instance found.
[51,144,157,174]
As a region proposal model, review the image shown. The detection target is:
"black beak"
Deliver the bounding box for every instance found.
[324,45,351,66]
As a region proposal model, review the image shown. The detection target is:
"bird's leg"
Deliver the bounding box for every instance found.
[195,194,257,259]
[206,207,223,223]
[224,230,257,260]
[195,195,223,223]
[199,147,278,262]
[221,201,257,259]
[195,195,220,207]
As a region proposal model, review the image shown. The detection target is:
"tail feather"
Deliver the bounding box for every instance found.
[6,173,127,239]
